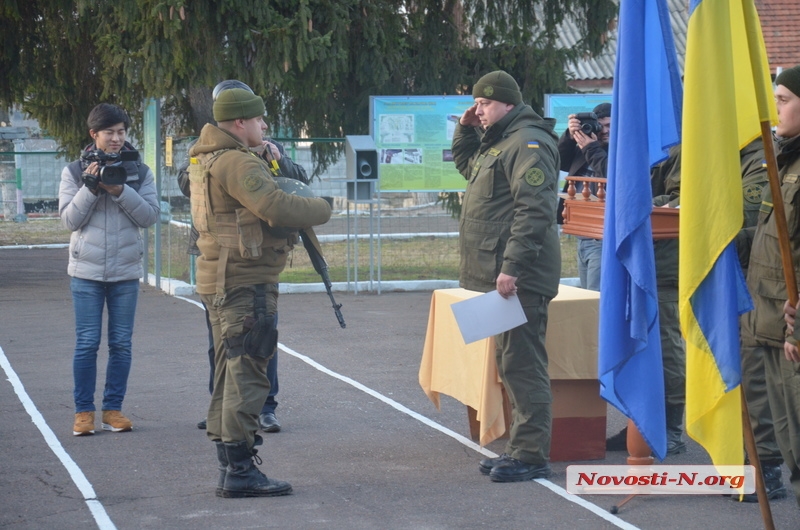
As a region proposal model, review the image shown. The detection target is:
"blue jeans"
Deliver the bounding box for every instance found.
[71,277,139,412]
[577,238,603,292]
[204,306,278,414]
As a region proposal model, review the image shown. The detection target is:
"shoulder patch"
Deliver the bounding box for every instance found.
[243,174,265,192]
[488,148,502,157]
[785,174,799,184]
[743,183,764,204]
[524,167,545,187]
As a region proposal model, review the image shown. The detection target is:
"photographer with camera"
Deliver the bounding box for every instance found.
[557,102,611,291]
[58,103,159,437]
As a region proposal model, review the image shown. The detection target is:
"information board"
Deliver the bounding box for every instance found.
[370,95,473,192]
[544,93,612,137]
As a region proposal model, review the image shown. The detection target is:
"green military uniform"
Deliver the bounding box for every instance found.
[452,86,561,470]
[649,146,686,454]
[742,132,800,506]
[189,123,331,451]
[734,139,783,467]
[650,141,773,457]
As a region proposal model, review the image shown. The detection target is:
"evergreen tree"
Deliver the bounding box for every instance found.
[1,0,616,175]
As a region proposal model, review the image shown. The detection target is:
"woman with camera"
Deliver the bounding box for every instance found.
[58,103,160,436]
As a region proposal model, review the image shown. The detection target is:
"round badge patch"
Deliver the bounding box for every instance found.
[483,86,494,97]
[243,174,264,192]
[524,167,545,187]
[744,183,764,204]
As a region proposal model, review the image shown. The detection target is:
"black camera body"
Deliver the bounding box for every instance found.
[80,149,139,189]
[575,112,602,136]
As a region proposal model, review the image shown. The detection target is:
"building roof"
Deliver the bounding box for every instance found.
[563,0,799,90]
[757,0,800,72]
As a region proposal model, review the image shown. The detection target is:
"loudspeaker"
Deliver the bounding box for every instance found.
[345,135,378,180]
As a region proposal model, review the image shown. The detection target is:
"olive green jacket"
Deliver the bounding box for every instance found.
[451,104,561,298]
[189,124,331,295]
[742,135,800,347]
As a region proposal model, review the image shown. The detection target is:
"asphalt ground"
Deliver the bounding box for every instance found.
[1,247,798,529]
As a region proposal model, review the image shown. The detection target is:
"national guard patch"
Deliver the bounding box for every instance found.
[243,174,264,192]
[744,183,764,204]
[524,167,545,187]
[483,86,494,97]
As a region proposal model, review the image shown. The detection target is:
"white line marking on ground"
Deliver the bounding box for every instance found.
[176,294,638,529]
[0,346,117,530]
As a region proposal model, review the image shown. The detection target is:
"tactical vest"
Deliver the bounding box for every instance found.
[189,149,294,301]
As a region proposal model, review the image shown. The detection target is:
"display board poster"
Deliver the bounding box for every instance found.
[370,95,473,192]
[544,93,612,137]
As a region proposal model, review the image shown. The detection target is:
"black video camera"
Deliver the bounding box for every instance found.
[80,149,139,190]
[574,112,602,136]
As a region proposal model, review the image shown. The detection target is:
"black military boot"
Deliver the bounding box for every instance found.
[214,441,227,497]
[221,441,293,498]
[666,404,686,456]
[735,460,788,503]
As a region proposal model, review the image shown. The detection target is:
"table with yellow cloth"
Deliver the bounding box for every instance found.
[418,285,606,461]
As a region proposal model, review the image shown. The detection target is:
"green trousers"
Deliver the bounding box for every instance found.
[740,343,783,461]
[763,344,800,506]
[201,284,278,449]
[494,293,552,466]
[658,287,685,406]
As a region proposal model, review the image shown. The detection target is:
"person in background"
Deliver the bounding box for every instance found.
[451,70,561,482]
[556,102,611,291]
[59,103,159,436]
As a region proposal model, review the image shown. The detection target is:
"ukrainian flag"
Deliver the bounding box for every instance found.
[679,0,777,466]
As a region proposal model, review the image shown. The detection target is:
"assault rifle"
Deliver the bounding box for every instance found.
[299,228,346,328]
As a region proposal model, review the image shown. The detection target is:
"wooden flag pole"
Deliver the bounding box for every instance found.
[759,120,799,308]
[741,393,776,530]
[609,419,654,514]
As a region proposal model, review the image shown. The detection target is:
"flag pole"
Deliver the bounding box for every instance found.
[758,121,798,306]
[741,3,789,527]
[741,393,776,529]
[741,0,798,305]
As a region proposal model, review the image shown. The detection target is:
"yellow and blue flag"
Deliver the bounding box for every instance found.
[679,0,777,466]
[599,0,683,461]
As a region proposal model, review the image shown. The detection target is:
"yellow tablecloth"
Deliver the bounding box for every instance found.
[418,285,600,446]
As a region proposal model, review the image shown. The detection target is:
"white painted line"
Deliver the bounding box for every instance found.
[0,346,117,530]
[278,342,639,530]
[176,295,638,529]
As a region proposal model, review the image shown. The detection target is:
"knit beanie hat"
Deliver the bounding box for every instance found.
[593,102,612,119]
[472,71,523,105]
[776,66,800,98]
[213,88,265,122]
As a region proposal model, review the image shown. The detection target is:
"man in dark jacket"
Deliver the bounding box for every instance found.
[451,70,560,482]
[557,102,611,291]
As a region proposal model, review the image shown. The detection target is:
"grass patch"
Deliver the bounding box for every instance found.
[1,218,581,283]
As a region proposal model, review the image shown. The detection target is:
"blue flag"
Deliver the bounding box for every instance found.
[598,0,683,461]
